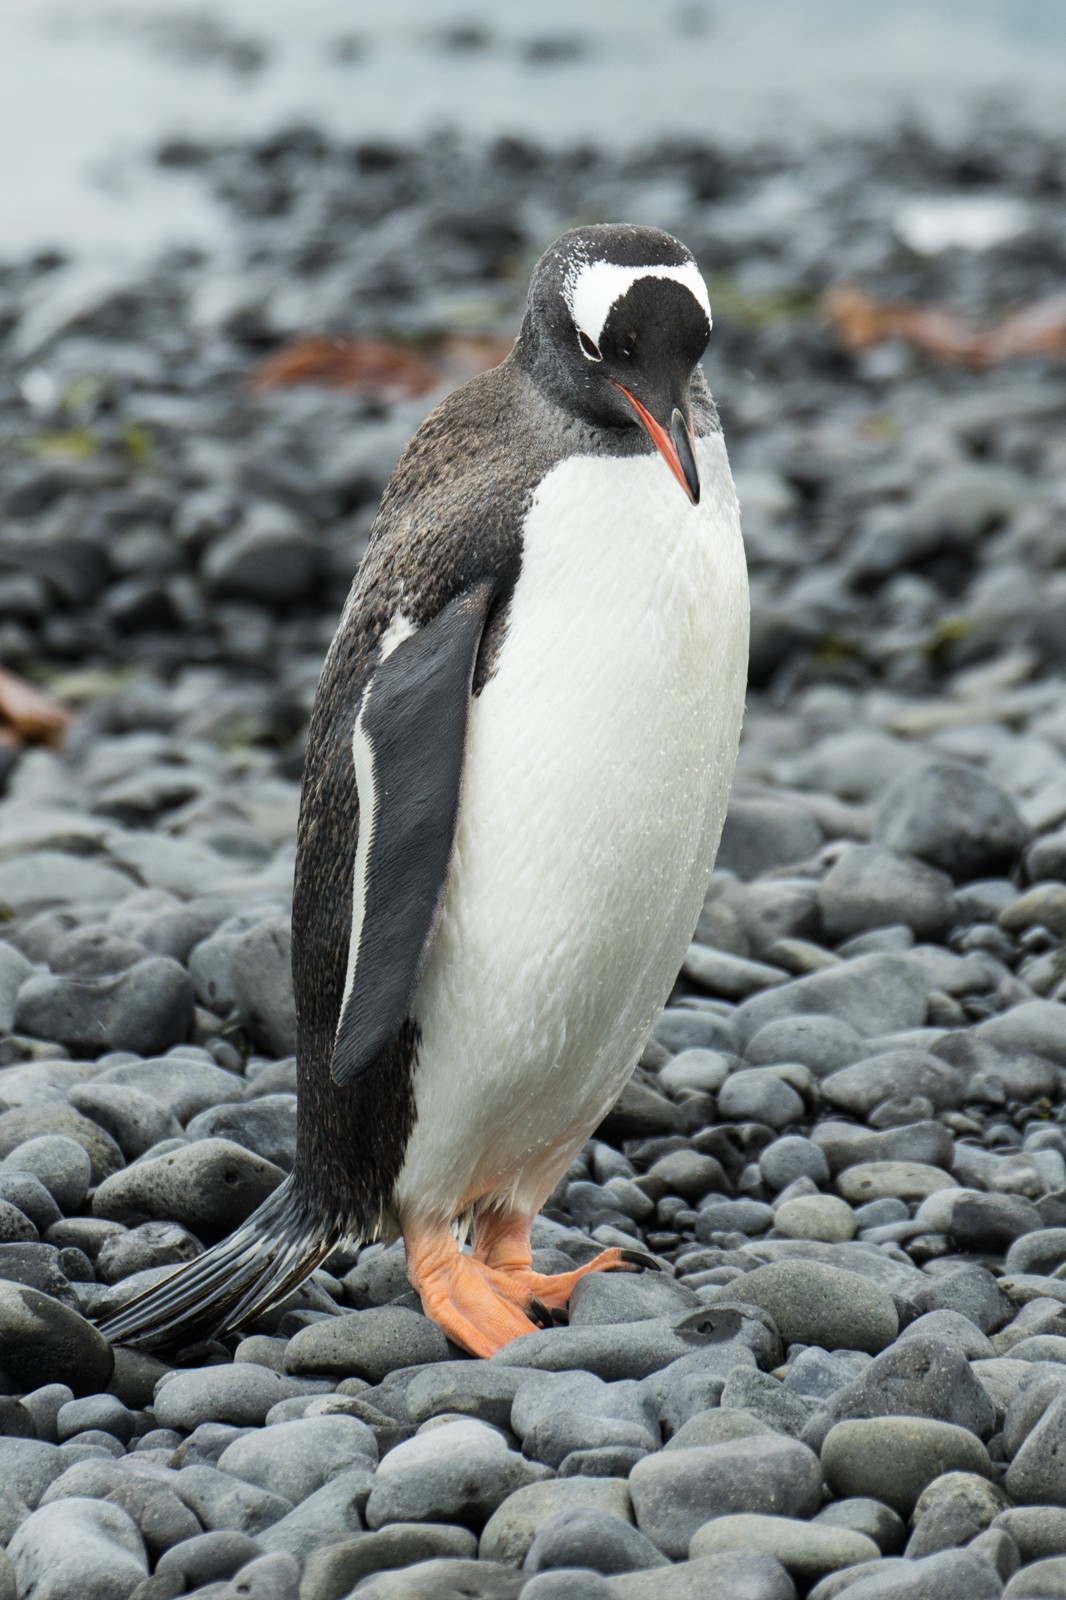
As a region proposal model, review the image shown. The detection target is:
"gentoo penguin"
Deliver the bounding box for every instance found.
[100,223,749,1358]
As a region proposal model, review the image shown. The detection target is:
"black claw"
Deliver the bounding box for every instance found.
[619,1249,662,1273]
[529,1298,555,1329]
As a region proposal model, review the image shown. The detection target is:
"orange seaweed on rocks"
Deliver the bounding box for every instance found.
[825,283,1066,368]
[0,667,71,749]
[251,333,512,400]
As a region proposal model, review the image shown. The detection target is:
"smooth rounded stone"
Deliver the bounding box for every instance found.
[746,1015,866,1076]
[105,1480,203,1560]
[95,1219,202,1283]
[913,1190,1043,1252]
[974,1000,1066,1066]
[775,1196,856,1242]
[1003,1557,1066,1598]
[733,955,930,1049]
[696,1198,774,1239]
[628,1433,821,1559]
[1010,1335,1066,1363]
[1005,1229,1066,1277]
[875,761,1030,881]
[814,1498,906,1555]
[760,1136,830,1191]
[1001,883,1066,939]
[568,1271,700,1327]
[652,1008,736,1055]
[511,1371,659,1469]
[643,1148,727,1203]
[0,1195,38,1241]
[2,1133,94,1210]
[480,1479,633,1568]
[92,1056,246,1122]
[285,1306,449,1382]
[0,1281,113,1395]
[254,1464,379,1563]
[68,1083,183,1162]
[683,945,789,1003]
[93,1139,284,1236]
[0,1439,68,1511]
[173,1463,294,1536]
[715,797,822,882]
[300,1523,478,1600]
[716,1069,805,1129]
[907,1471,1011,1558]
[365,1417,550,1531]
[490,1312,746,1381]
[154,1365,306,1432]
[21,1384,74,1443]
[819,846,956,944]
[808,1548,1004,1600]
[186,1097,296,1171]
[783,1349,857,1404]
[403,1363,536,1430]
[993,1507,1066,1563]
[0,940,33,1031]
[0,851,135,911]
[821,1053,964,1116]
[908,1265,1010,1334]
[202,515,320,607]
[337,1556,522,1598]
[0,1171,61,1235]
[56,1394,134,1444]
[229,918,297,1059]
[524,1508,669,1576]
[521,1573,613,1600]
[216,1550,300,1600]
[898,1312,995,1360]
[715,1259,898,1355]
[836,1162,958,1204]
[14,958,194,1058]
[814,1120,954,1177]
[821,1418,993,1516]
[217,1415,377,1502]
[690,1512,880,1582]
[606,1549,796,1599]
[49,926,147,977]
[1006,1390,1066,1504]
[157,1528,262,1586]
[658,1049,732,1097]
[718,1367,815,1437]
[558,1445,651,1478]
[665,1407,777,1452]
[8,1496,147,1600]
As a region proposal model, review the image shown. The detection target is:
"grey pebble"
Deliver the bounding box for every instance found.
[1005,1390,1066,1505]
[760,1136,830,1190]
[299,1524,478,1600]
[745,1013,866,1075]
[690,1511,880,1582]
[174,1463,293,1536]
[217,1414,377,1502]
[56,1393,135,1444]
[285,1305,450,1381]
[218,1551,300,1600]
[255,1462,380,1562]
[716,1258,898,1354]
[0,1171,61,1234]
[92,1055,246,1121]
[717,1069,805,1128]
[821,1417,993,1516]
[186,1096,296,1171]
[628,1432,821,1557]
[8,1496,147,1600]
[69,1082,183,1160]
[524,1507,668,1575]
[479,1478,633,1568]
[606,1549,796,1599]
[734,953,929,1047]
[93,1138,284,1236]
[814,1496,906,1554]
[993,1506,1066,1562]
[105,1479,204,1559]
[819,844,956,943]
[365,1417,549,1529]
[2,1133,93,1211]
[14,957,194,1057]
[96,1219,202,1283]
[0,1281,113,1395]
[154,1365,307,1432]
[157,1529,262,1586]
[340,1556,522,1598]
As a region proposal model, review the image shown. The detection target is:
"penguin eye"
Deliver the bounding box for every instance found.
[577,331,602,362]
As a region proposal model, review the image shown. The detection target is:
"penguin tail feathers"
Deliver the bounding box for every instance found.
[96,1178,349,1351]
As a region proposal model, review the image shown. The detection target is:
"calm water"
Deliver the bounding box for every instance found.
[2,0,1066,263]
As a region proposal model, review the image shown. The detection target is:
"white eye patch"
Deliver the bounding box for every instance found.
[563,259,712,349]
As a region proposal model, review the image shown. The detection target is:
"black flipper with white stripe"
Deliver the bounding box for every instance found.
[330,579,495,1087]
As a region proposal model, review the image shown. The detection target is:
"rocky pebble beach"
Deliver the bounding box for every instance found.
[2,105,1066,1599]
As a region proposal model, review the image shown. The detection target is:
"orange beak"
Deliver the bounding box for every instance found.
[611,382,701,504]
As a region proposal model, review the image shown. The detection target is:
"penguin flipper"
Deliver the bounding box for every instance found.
[330,579,495,1087]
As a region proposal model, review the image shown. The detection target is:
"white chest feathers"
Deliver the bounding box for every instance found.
[396,434,749,1226]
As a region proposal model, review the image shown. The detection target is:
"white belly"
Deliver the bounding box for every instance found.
[395,435,749,1227]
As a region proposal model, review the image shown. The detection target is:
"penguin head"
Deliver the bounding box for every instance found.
[517,223,712,503]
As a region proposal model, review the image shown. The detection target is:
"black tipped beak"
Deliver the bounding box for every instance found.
[611,381,701,505]
[671,406,701,505]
